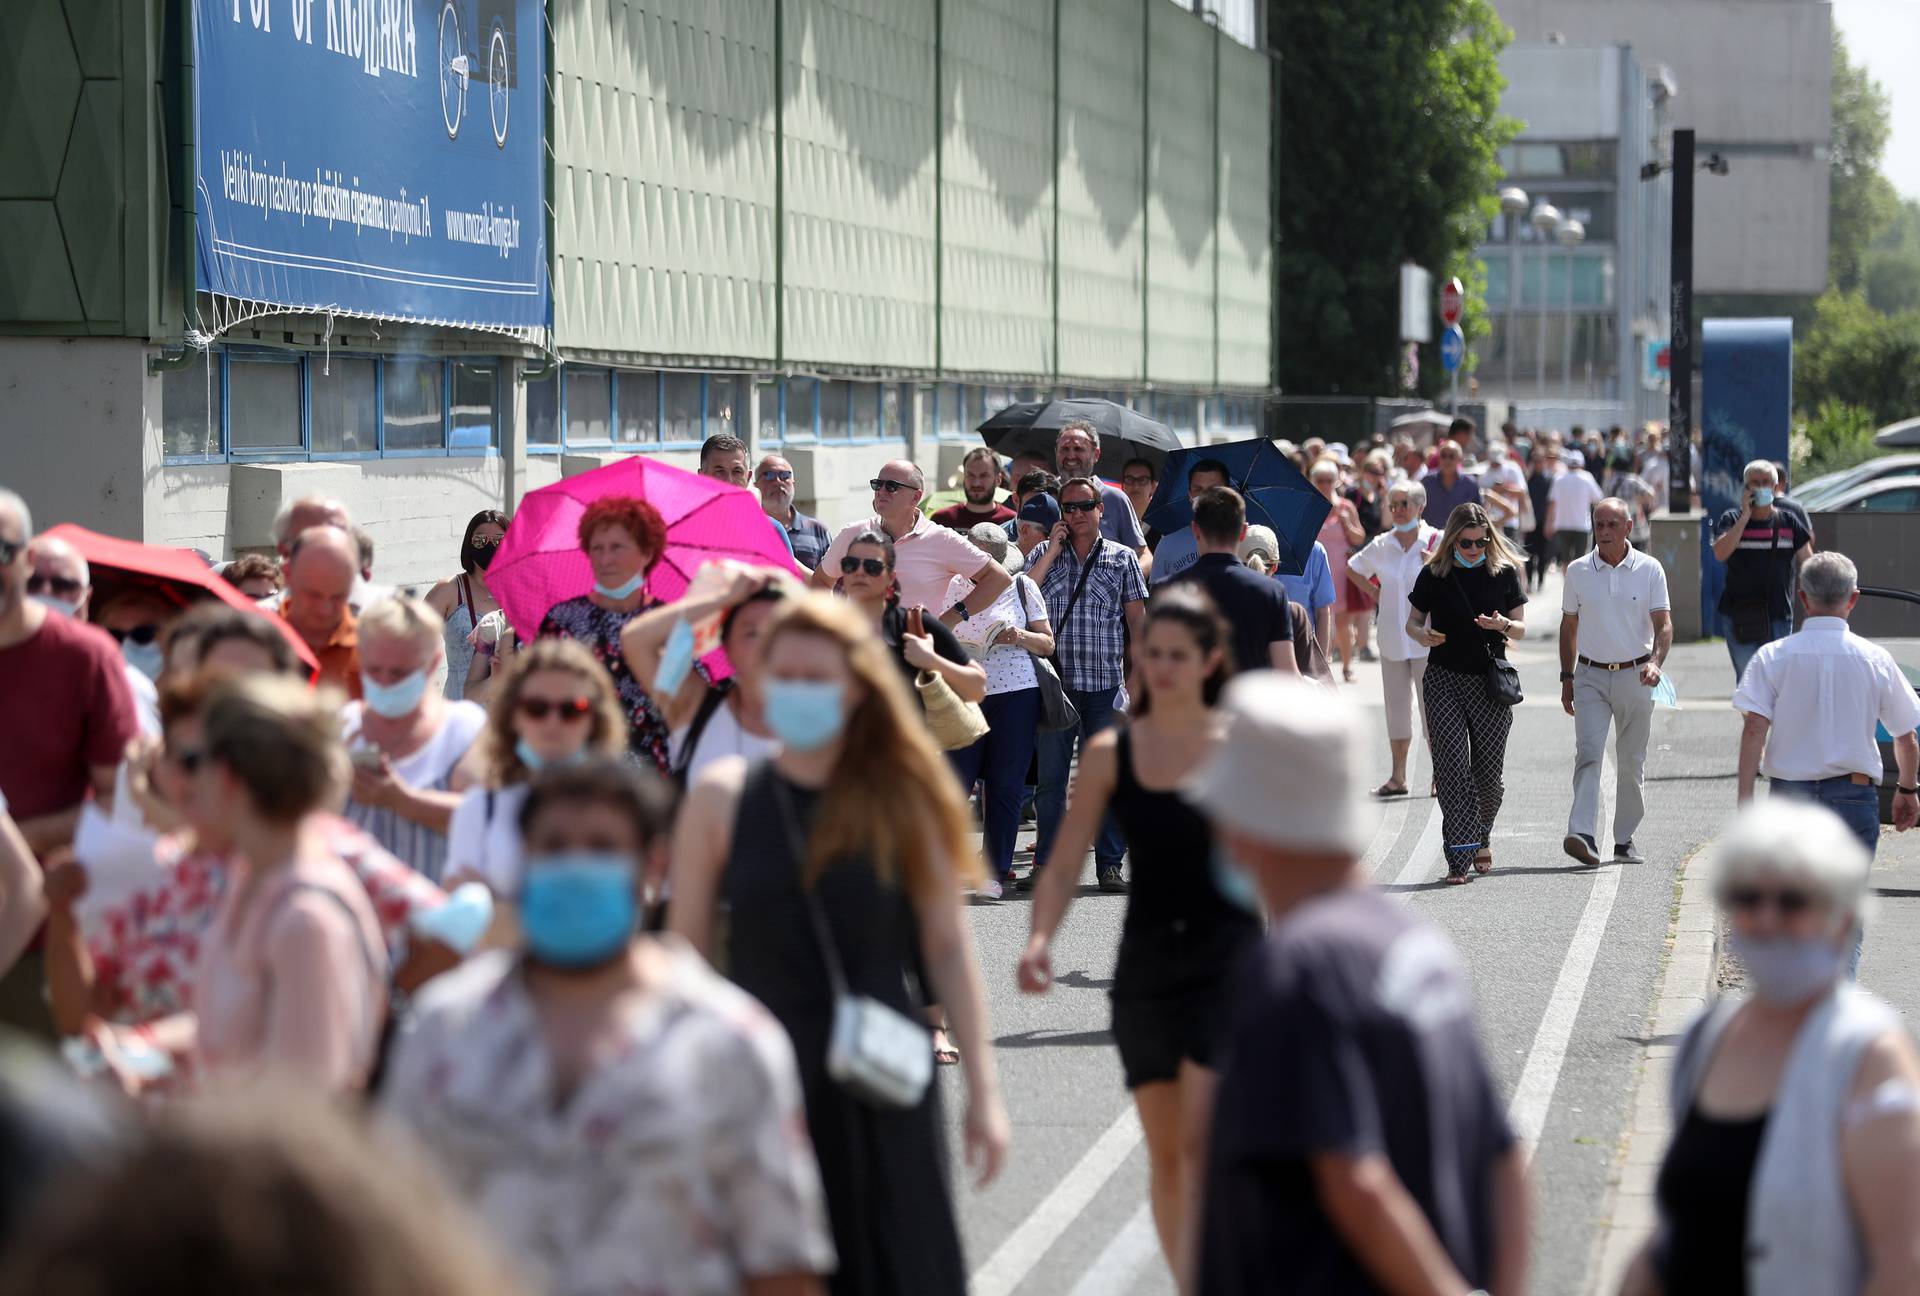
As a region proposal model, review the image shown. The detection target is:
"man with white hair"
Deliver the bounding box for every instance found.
[266,494,392,612]
[810,458,1012,620]
[1712,458,1815,681]
[27,535,161,736]
[754,453,831,572]
[1188,675,1527,1296]
[1734,551,1919,902]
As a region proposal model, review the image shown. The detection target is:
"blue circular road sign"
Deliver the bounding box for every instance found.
[1440,325,1466,373]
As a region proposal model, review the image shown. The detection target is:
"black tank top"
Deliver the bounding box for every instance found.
[1655,1103,1769,1295]
[1107,727,1261,1000]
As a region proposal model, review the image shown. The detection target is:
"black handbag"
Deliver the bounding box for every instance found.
[1038,541,1102,732]
[1447,574,1523,707]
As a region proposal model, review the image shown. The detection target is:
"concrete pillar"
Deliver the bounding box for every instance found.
[906,383,929,475]
[1649,512,1705,641]
[502,358,530,511]
[745,377,765,463]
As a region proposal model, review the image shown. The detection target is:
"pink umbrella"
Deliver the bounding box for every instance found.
[487,457,803,677]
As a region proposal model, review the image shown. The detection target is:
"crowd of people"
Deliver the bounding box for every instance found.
[0,396,1916,1296]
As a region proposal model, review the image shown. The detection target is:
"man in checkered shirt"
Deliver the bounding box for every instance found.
[1023,476,1148,893]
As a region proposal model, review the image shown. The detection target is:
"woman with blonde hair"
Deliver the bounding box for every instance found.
[442,637,627,898]
[669,593,1007,1296]
[1405,503,1528,883]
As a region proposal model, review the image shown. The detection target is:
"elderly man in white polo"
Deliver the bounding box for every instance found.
[1558,497,1673,868]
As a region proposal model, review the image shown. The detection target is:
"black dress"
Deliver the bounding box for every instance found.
[724,761,965,1296]
[1107,728,1262,1089]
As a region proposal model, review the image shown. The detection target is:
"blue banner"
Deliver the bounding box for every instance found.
[1699,317,1794,631]
[193,0,547,331]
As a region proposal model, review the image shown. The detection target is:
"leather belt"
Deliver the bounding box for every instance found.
[1578,653,1652,672]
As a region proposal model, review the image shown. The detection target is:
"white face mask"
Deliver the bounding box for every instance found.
[32,593,81,619]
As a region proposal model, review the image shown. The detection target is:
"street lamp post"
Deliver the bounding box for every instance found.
[1557,218,1586,407]
[1529,201,1563,399]
[1499,186,1529,420]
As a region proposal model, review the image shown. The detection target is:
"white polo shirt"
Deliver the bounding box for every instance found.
[820,513,991,614]
[1548,470,1604,534]
[1347,524,1441,662]
[1733,617,1920,782]
[1562,545,1670,663]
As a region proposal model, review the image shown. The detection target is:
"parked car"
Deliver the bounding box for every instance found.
[1795,453,1920,510]
[1808,476,1920,514]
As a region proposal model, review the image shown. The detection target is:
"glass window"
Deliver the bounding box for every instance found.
[384,357,446,450]
[310,358,378,455]
[162,350,221,458]
[707,376,741,441]
[819,380,852,441]
[880,384,902,440]
[662,372,702,443]
[450,362,497,450]
[938,383,965,439]
[782,378,816,439]
[564,368,612,445]
[756,379,782,447]
[227,356,302,451]
[527,374,559,446]
[615,370,658,443]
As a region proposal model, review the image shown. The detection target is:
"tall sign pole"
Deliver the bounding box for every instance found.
[1667,129,1694,516]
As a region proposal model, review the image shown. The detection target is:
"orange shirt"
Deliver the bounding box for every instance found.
[291,608,362,699]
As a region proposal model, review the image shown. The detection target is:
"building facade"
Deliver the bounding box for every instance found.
[0,0,1273,587]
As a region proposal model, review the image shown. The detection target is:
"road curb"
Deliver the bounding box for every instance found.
[1585,844,1720,1296]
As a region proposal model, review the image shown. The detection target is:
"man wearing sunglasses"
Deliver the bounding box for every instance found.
[0,487,139,1034]
[28,535,171,739]
[811,460,1012,624]
[754,454,831,573]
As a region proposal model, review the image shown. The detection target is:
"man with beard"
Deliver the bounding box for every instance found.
[1054,422,1149,566]
[931,446,1015,531]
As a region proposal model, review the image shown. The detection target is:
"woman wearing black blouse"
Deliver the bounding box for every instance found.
[1405,503,1529,884]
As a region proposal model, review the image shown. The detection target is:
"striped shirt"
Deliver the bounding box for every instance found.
[1030,537,1147,691]
[343,701,487,884]
[1715,505,1813,620]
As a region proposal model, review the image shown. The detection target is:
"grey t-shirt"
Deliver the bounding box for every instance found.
[1199,888,1513,1295]
[1096,482,1147,550]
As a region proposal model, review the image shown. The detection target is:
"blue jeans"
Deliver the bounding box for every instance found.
[1727,616,1793,683]
[1771,776,1879,976]
[1037,685,1125,873]
[948,688,1040,881]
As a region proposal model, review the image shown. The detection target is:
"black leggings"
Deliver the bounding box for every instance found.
[1524,528,1549,588]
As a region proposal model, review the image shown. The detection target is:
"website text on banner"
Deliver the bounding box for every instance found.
[193,0,549,331]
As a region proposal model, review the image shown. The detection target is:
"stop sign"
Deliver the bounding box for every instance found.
[1439,278,1464,327]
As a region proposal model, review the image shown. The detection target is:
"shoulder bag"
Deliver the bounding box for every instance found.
[773,778,932,1110]
[1019,575,1078,733]
[1447,572,1523,706]
[1038,540,1104,730]
[897,606,988,750]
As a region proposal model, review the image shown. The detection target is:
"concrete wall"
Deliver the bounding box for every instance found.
[0,338,151,538]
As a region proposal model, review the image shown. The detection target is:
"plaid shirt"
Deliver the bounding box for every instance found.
[1032,537,1147,691]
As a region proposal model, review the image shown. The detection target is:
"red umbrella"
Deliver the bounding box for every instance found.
[487,457,804,676]
[41,524,320,675]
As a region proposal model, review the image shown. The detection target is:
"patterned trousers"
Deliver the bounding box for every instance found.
[1423,661,1515,875]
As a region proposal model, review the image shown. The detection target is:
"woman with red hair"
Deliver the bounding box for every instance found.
[536,496,677,771]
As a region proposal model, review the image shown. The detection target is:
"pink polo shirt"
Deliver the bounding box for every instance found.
[821,514,993,613]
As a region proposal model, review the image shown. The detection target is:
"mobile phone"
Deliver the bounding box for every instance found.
[349,746,384,772]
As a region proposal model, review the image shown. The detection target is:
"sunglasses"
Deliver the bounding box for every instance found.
[169,746,207,774]
[469,533,504,549]
[1455,537,1489,551]
[869,478,914,494]
[1726,886,1815,916]
[840,556,888,577]
[760,469,795,483]
[107,624,162,646]
[517,696,593,722]
[1061,499,1099,515]
[27,574,84,598]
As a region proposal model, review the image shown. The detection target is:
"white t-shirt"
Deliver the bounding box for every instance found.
[1561,546,1670,663]
[1347,526,1442,662]
[125,665,160,737]
[1548,470,1604,533]
[444,782,530,897]
[954,575,1048,695]
[668,690,781,790]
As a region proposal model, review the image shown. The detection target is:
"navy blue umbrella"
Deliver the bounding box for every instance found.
[1142,439,1332,577]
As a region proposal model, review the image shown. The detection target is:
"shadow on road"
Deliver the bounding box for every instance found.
[993,1028,1115,1050]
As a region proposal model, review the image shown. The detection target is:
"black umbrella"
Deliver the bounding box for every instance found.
[977,399,1182,478]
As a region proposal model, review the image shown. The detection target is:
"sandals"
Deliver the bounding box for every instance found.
[1444,870,1470,886]
[933,1027,961,1066]
[1474,847,1494,875]
[1373,781,1409,799]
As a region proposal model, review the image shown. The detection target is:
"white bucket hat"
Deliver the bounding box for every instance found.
[1186,674,1366,857]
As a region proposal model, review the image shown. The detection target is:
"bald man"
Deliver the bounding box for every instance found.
[281,526,363,697]
[28,535,163,736]
[264,495,392,613]
[810,458,1012,621]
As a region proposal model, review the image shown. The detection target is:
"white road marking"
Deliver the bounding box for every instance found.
[1360,797,1411,879]
[1391,799,1445,890]
[1065,1202,1159,1296]
[968,1105,1144,1296]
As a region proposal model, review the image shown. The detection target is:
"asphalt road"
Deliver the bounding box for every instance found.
[935,567,1807,1296]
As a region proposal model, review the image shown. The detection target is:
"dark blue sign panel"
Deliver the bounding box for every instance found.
[1699,317,1794,632]
[193,0,547,330]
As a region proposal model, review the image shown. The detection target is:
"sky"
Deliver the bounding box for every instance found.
[1831,0,1920,202]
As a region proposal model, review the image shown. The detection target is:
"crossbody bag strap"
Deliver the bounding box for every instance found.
[1051,539,1103,660]
[770,773,852,1001]
[1445,572,1504,669]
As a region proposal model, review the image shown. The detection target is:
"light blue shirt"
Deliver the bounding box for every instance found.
[1276,542,1335,618]
[1149,526,1198,585]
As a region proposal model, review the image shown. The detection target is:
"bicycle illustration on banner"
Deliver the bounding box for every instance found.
[437,0,516,147]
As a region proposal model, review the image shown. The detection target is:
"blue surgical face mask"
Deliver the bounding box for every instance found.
[31,593,81,619]
[515,737,587,773]
[360,668,430,719]
[594,571,648,601]
[1393,517,1421,534]
[1751,487,1776,508]
[1729,931,1847,1005]
[122,639,165,682]
[764,679,846,751]
[520,854,638,969]
[1455,550,1487,568]
[654,618,697,695]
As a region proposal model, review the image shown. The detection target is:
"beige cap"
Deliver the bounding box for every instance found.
[1186,673,1366,856]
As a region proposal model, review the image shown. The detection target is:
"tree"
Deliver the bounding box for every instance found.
[1863,200,1920,316]
[1795,290,1920,428]
[1270,0,1518,396]
[1827,29,1898,293]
